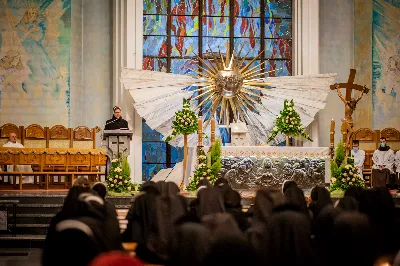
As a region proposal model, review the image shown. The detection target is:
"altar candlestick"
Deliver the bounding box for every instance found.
[330,119,335,132]
[198,117,203,147]
[211,118,216,145]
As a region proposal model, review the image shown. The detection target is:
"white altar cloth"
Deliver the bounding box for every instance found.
[220,146,330,159]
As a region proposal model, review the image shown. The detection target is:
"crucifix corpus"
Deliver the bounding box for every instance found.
[330,69,369,153]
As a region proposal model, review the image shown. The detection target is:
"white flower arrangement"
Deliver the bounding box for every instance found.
[268,99,312,143]
[165,98,198,142]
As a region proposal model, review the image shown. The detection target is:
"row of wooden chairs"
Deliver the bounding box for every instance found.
[0,123,99,149]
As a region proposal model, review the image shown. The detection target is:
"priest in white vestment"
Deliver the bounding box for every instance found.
[350,140,365,179]
[2,133,33,184]
[372,137,395,188]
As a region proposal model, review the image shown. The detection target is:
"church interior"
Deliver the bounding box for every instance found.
[0,0,400,265]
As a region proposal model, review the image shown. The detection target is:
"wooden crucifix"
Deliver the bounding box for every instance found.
[330,69,369,154]
[330,69,369,127]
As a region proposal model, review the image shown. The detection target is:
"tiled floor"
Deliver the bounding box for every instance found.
[0,248,42,266]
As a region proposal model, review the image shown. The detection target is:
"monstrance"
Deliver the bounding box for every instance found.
[121,46,336,147]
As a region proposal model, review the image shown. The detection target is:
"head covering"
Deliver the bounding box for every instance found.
[313,206,342,261]
[282,180,298,193]
[141,181,159,195]
[263,211,318,266]
[214,177,229,187]
[89,252,144,266]
[121,192,158,244]
[283,186,309,218]
[223,189,241,210]
[343,186,364,202]
[201,212,243,241]
[168,223,211,266]
[358,187,399,256]
[201,235,261,266]
[155,181,180,196]
[196,187,225,218]
[197,178,212,191]
[92,182,107,199]
[329,212,377,266]
[146,192,188,261]
[253,188,285,224]
[43,217,105,266]
[309,185,333,219]
[336,196,358,211]
[73,177,91,188]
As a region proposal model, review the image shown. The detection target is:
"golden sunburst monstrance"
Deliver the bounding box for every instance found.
[189,44,279,127]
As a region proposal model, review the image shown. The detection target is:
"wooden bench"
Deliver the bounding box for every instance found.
[0,147,107,190]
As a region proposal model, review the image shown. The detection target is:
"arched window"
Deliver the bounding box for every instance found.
[142,0,292,181]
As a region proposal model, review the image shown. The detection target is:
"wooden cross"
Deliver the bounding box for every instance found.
[330,69,369,100]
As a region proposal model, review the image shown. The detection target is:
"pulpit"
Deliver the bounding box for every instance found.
[102,130,134,159]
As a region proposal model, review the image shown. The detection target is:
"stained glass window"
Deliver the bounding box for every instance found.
[142,0,293,180]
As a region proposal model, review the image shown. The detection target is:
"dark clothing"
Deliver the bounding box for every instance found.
[372,168,390,187]
[104,115,129,130]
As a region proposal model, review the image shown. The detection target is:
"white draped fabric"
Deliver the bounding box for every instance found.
[120,68,336,147]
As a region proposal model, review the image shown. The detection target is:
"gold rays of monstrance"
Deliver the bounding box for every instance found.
[188,43,279,127]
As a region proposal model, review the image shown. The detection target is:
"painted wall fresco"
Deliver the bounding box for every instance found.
[372,0,400,129]
[0,0,71,127]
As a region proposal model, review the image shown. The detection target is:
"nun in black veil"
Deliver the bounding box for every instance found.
[263,210,318,266]
[135,181,187,264]
[43,216,109,266]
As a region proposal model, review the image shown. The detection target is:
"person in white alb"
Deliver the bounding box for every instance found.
[372,137,395,188]
[395,150,400,189]
[2,132,33,184]
[350,140,365,179]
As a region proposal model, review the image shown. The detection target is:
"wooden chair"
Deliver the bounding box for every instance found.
[0,123,23,147]
[23,124,47,148]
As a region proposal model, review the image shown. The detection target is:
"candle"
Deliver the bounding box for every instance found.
[198,116,203,146]
[211,118,216,144]
[330,119,335,132]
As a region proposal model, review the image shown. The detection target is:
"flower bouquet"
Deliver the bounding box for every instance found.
[105,155,138,193]
[267,99,312,143]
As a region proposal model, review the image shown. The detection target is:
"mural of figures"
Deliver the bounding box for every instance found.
[0,0,71,126]
[372,0,400,129]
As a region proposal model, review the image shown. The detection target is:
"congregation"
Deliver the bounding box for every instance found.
[41,177,400,266]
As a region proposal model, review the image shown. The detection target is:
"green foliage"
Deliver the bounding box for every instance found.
[165,98,198,142]
[335,140,346,166]
[187,149,214,191]
[106,154,137,193]
[209,139,222,184]
[267,99,312,143]
[330,141,365,192]
[121,154,131,177]
[187,139,222,191]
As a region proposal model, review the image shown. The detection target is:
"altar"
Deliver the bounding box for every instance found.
[218,146,330,190]
[154,146,330,190]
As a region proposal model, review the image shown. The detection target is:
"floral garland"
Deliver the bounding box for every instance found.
[267,99,312,143]
[105,155,138,193]
[165,98,198,142]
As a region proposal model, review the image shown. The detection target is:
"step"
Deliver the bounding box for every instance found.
[16,204,62,214]
[0,235,45,248]
[0,196,65,205]
[13,224,49,235]
[8,213,54,224]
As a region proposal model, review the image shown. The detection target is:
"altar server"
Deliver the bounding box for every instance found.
[372,137,395,187]
[350,140,365,179]
[2,132,33,183]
